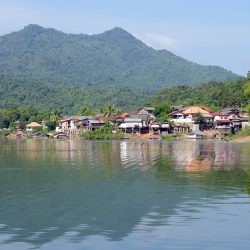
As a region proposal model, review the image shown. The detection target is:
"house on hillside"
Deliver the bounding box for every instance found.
[169,106,213,129]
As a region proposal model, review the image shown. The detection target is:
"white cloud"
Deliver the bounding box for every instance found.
[143,33,179,50]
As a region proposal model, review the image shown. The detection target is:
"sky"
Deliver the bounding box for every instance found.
[0,0,249,75]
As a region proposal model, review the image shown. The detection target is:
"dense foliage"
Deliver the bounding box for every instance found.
[0,75,148,113]
[0,24,239,91]
[151,78,249,109]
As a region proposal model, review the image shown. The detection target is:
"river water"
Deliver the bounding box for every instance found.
[0,139,250,249]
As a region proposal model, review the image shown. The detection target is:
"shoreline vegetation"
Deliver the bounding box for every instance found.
[0,73,250,142]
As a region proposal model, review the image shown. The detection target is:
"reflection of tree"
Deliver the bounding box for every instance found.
[244,168,250,196]
[1,139,250,248]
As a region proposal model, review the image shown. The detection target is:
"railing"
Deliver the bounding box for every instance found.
[215,125,231,129]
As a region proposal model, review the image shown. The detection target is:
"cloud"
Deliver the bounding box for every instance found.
[143,33,179,50]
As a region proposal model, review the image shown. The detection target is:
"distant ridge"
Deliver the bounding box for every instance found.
[0,24,239,90]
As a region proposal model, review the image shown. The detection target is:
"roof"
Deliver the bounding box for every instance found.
[169,105,212,115]
[124,118,143,123]
[26,122,42,127]
[129,114,149,121]
[60,116,93,121]
[138,107,154,111]
[220,108,240,113]
[210,112,228,116]
[183,106,211,115]
[216,120,231,123]
[190,130,205,136]
[89,119,104,124]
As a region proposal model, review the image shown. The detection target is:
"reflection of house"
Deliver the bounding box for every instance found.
[26,122,42,132]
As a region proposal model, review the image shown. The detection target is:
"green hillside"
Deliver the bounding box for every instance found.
[0,75,148,113]
[151,78,249,109]
[0,24,239,90]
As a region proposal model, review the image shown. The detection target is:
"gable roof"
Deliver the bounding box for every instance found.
[183,106,211,114]
[26,122,42,127]
[124,118,143,123]
[169,105,212,115]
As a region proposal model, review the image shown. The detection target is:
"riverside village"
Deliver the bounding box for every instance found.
[7,105,250,141]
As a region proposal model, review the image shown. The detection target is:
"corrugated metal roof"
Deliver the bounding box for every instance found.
[124,118,143,122]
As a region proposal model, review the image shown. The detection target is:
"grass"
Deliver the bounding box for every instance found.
[161,132,184,140]
[224,126,250,141]
[80,129,125,140]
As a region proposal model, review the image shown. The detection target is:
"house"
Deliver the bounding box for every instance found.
[149,121,171,135]
[119,118,148,133]
[214,120,232,138]
[56,116,96,132]
[211,108,245,133]
[169,106,213,128]
[212,110,240,122]
[56,116,88,132]
[187,130,205,139]
[137,107,155,119]
[80,118,104,131]
[149,122,160,134]
[26,122,42,132]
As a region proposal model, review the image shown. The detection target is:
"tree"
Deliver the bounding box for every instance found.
[49,109,62,122]
[247,71,250,80]
[104,103,117,118]
[153,102,171,119]
[244,83,250,98]
[79,107,94,116]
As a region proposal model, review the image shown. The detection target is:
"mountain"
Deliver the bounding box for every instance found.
[151,79,248,109]
[0,24,239,90]
[0,75,148,113]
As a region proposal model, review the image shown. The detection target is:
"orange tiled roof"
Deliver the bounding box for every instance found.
[183,106,211,114]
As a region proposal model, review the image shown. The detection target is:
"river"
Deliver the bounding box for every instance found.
[0,139,250,249]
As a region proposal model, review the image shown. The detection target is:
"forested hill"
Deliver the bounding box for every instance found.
[0,75,149,113]
[0,24,239,90]
[151,79,249,109]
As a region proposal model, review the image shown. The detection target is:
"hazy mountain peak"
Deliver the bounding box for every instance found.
[0,24,240,90]
[22,24,45,33]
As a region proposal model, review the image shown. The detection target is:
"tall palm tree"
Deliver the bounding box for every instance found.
[79,107,94,116]
[50,109,62,122]
[104,103,116,118]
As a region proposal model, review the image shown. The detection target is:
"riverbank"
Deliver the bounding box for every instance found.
[232,136,250,142]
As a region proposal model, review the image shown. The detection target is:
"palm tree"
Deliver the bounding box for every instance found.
[79,107,94,116]
[104,103,117,118]
[49,109,62,122]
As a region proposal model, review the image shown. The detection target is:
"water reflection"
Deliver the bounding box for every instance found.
[0,139,250,249]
